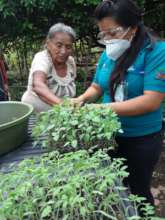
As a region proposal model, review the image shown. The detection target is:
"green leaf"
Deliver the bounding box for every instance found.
[71,140,78,148]
[41,205,52,218]
[80,207,87,216]
[94,210,116,219]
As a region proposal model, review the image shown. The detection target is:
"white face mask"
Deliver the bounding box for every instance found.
[105,27,132,61]
[106,39,131,61]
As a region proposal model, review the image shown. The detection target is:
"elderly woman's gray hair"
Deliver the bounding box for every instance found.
[47,23,76,41]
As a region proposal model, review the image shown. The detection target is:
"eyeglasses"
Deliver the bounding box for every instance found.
[97,27,126,44]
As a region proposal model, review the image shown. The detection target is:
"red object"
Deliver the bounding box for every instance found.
[0,55,9,99]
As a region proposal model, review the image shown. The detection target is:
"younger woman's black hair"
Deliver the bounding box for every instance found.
[94,0,156,101]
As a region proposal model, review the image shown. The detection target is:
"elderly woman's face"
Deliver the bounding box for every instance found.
[47,32,73,64]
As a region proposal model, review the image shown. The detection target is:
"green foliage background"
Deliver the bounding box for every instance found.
[0,0,164,100]
[0,0,164,44]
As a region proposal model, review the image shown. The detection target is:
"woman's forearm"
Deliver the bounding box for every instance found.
[109,92,165,116]
[32,71,62,105]
[33,83,62,105]
[79,84,102,103]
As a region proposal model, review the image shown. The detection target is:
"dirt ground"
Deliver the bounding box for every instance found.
[152,138,165,218]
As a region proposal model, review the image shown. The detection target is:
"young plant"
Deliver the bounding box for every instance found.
[33,102,121,153]
[0,150,161,220]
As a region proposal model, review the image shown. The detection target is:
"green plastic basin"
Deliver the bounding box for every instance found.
[0,101,33,155]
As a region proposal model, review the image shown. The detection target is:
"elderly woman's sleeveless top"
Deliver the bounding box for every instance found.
[27,50,76,98]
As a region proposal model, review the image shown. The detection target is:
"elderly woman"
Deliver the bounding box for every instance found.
[22,23,76,112]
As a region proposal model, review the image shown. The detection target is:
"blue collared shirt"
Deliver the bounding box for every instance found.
[93,39,165,137]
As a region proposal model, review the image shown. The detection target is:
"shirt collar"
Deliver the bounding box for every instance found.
[143,36,155,51]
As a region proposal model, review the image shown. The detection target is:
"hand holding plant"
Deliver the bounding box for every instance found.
[69,95,85,107]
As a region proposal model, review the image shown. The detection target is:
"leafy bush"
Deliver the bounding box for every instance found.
[0,150,152,220]
[33,103,122,153]
[1,0,164,44]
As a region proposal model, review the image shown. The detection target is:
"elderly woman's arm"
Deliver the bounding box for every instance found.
[33,71,62,105]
